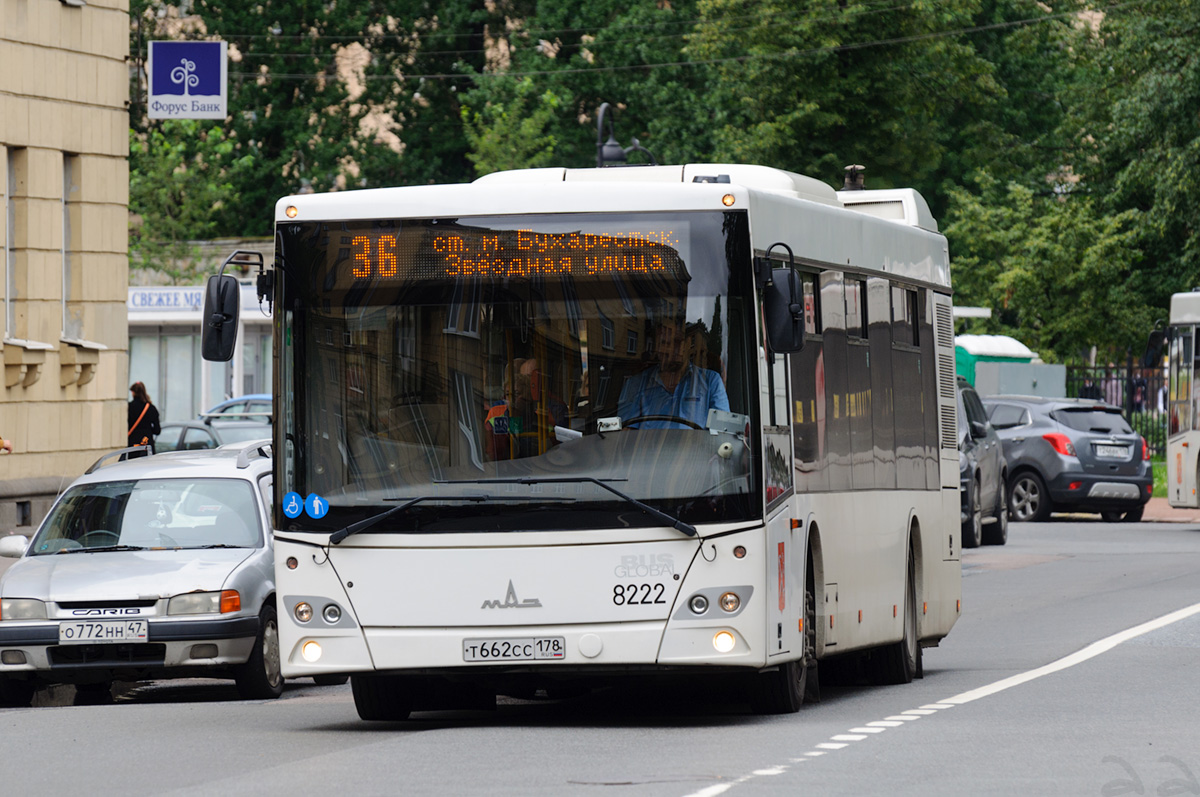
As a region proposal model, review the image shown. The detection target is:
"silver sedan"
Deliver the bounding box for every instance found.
[0,442,317,706]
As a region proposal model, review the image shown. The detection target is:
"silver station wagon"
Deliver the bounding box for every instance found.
[0,442,322,706]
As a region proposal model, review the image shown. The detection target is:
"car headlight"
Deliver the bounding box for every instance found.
[1,598,48,621]
[168,590,241,615]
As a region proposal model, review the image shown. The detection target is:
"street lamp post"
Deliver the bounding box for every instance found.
[595,102,657,168]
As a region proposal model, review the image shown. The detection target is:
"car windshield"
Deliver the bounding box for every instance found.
[213,424,273,444]
[27,478,262,554]
[1052,408,1134,434]
[277,210,759,533]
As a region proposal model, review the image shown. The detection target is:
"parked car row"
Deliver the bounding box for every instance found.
[955,376,1154,535]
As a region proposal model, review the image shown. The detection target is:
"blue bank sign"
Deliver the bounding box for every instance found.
[147,41,227,120]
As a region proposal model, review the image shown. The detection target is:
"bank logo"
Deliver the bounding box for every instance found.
[481,580,542,609]
[148,41,228,120]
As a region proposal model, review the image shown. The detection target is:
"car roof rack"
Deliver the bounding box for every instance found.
[235,440,272,469]
[85,445,152,474]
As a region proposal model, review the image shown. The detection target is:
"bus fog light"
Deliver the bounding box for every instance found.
[322,604,342,623]
[301,640,322,662]
[689,594,709,614]
[719,592,740,612]
[713,631,736,653]
[294,602,313,623]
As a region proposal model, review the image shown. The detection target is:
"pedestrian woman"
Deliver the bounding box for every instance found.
[128,381,161,453]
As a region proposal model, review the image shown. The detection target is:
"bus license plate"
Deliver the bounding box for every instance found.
[59,620,148,645]
[1095,444,1128,459]
[463,637,565,662]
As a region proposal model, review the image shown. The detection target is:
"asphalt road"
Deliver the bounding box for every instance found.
[3,517,1199,796]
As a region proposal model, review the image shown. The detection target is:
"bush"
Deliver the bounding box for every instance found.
[1130,412,1167,457]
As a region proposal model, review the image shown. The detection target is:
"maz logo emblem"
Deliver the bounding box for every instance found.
[481,580,542,609]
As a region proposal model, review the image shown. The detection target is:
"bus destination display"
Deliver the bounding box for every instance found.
[347,227,685,281]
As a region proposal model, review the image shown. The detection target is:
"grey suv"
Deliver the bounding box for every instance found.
[982,396,1152,522]
[957,377,1008,547]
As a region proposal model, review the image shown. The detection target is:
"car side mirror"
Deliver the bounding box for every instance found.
[0,534,29,558]
[970,420,989,439]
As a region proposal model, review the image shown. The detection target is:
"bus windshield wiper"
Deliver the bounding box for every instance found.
[438,477,697,537]
[329,495,490,545]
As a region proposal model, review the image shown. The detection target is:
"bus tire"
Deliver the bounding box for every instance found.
[748,659,804,714]
[351,675,413,721]
[313,674,350,686]
[748,578,815,714]
[869,549,919,685]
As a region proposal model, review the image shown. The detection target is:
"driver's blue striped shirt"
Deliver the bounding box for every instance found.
[617,365,729,429]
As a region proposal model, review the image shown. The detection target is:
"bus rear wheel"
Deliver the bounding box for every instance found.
[868,549,920,685]
[351,675,414,721]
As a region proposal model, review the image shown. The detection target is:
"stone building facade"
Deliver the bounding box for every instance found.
[0,0,130,535]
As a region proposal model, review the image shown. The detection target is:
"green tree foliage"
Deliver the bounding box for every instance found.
[944,173,1148,359]
[1065,0,1200,309]
[461,78,562,176]
[128,120,250,283]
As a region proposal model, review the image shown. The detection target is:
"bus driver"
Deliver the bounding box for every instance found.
[617,319,729,429]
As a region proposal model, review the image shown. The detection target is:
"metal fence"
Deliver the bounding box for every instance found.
[1064,363,1168,458]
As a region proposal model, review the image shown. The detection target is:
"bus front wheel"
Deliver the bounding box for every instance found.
[351,675,414,721]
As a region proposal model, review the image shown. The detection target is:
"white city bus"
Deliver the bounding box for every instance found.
[1165,291,1200,507]
[203,163,962,719]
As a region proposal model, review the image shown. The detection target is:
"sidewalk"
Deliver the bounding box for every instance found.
[1142,496,1200,523]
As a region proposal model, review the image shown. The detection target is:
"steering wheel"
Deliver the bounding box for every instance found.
[624,415,704,430]
[78,530,120,547]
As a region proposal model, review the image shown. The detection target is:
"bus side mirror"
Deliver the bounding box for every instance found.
[764,268,805,354]
[1142,329,1166,368]
[201,273,241,362]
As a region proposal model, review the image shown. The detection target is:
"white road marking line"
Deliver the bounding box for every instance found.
[943,601,1200,706]
[832,734,869,741]
[679,602,1200,797]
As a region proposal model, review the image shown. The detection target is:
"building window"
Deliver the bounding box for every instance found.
[626,329,638,355]
[601,315,615,351]
[62,153,83,341]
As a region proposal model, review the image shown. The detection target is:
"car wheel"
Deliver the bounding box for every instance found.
[1101,510,1124,523]
[235,604,283,700]
[1123,506,1145,523]
[313,674,350,686]
[962,479,983,548]
[983,481,1009,545]
[0,676,36,707]
[1010,472,1051,522]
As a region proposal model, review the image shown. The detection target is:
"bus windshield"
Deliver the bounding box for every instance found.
[277,210,758,533]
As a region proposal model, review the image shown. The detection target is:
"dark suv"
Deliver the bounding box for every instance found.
[957,377,1008,547]
[982,396,1152,522]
